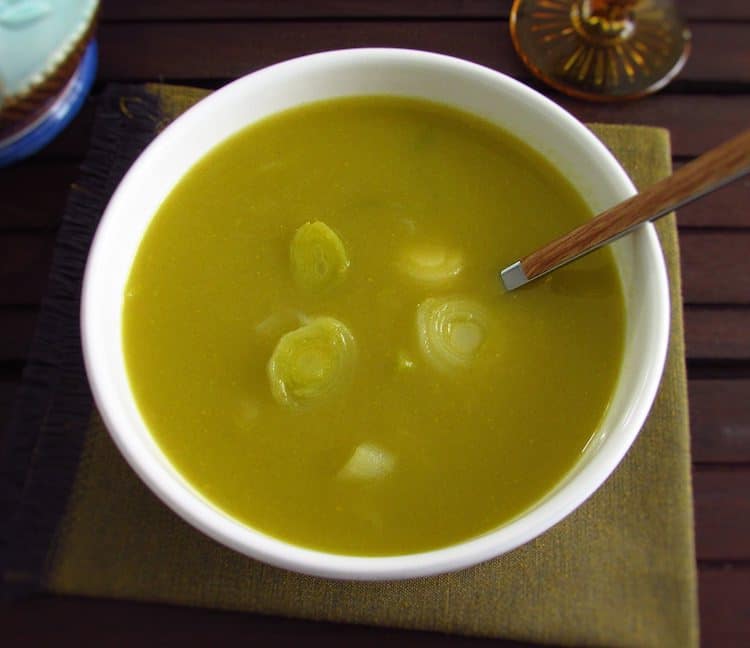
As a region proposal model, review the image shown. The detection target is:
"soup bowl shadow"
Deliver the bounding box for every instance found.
[81,48,669,580]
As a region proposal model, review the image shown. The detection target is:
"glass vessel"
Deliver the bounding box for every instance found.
[510,0,691,101]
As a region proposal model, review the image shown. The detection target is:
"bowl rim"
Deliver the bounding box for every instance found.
[81,47,670,580]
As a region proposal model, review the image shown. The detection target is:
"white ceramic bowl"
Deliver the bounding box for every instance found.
[81,48,669,580]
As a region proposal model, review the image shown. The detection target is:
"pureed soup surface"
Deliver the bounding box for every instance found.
[123,97,625,556]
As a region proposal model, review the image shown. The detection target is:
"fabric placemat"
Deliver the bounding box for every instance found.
[0,84,699,647]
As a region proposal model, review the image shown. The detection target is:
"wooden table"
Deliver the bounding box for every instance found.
[2,2,748,646]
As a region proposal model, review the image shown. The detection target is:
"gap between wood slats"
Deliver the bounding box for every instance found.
[94,21,750,85]
[99,0,750,22]
[699,559,750,569]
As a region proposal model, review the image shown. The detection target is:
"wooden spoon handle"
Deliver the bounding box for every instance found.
[501,128,750,291]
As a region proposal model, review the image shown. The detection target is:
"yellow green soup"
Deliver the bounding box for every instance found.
[123,96,625,556]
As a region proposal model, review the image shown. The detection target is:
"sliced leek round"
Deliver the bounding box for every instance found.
[290,221,349,292]
[338,443,395,481]
[398,243,463,284]
[267,316,356,409]
[416,297,489,372]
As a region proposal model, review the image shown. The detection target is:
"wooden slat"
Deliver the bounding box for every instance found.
[10,297,750,365]
[0,310,748,461]
[675,168,750,227]
[99,0,750,21]
[32,94,750,172]
[6,161,746,233]
[0,296,746,369]
[699,567,750,648]
[558,96,750,160]
[681,0,750,21]
[680,232,750,304]
[0,230,746,305]
[0,300,747,363]
[694,468,750,560]
[0,574,748,648]
[0,305,747,463]
[14,156,750,233]
[35,98,750,167]
[101,0,511,20]
[0,305,745,364]
[0,572,747,648]
[6,310,745,463]
[35,100,96,161]
[95,21,521,80]
[33,92,750,170]
[0,296,745,362]
[0,378,20,447]
[685,307,750,360]
[0,596,511,647]
[0,309,39,365]
[95,22,750,85]
[690,380,750,464]
[683,22,750,83]
[0,235,55,306]
[13,156,750,232]
[0,161,78,230]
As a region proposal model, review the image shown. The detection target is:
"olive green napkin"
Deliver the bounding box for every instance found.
[18,86,700,647]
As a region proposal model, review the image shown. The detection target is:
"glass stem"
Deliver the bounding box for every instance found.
[575,0,637,42]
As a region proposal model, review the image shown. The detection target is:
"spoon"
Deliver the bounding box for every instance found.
[500,129,750,291]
